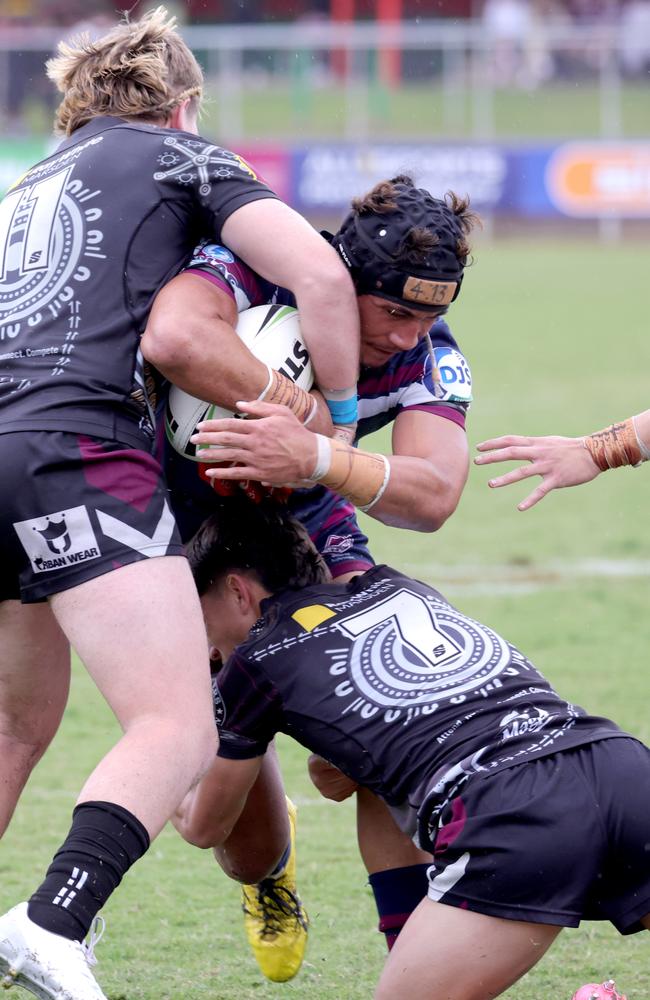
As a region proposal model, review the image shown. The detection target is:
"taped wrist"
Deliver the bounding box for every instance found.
[310,434,390,510]
[584,417,646,471]
[321,387,358,428]
[259,366,317,425]
[632,415,650,460]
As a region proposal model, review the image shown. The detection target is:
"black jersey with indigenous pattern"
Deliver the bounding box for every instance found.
[0,117,277,449]
[214,565,624,849]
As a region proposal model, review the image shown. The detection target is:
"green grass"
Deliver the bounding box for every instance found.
[199,81,650,140]
[1,239,649,997]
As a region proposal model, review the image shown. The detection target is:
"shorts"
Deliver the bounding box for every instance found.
[0,431,184,603]
[165,444,374,579]
[425,737,650,934]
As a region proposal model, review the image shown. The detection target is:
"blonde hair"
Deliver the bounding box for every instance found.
[46,6,203,136]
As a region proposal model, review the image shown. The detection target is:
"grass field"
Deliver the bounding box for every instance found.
[198,81,650,141]
[1,239,648,998]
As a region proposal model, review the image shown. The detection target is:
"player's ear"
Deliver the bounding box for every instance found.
[167,98,198,134]
[225,572,252,612]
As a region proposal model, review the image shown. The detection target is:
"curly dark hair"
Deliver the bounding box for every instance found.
[351,174,479,267]
[187,495,330,597]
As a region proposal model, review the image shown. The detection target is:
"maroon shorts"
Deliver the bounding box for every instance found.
[0,431,185,603]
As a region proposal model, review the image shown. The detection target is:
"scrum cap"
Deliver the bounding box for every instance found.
[330,180,467,312]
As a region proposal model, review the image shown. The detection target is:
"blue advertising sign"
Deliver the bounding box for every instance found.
[292,144,511,214]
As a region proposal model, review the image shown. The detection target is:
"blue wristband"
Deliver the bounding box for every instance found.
[325,396,358,425]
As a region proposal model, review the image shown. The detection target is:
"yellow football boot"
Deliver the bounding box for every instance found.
[241,797,309,982]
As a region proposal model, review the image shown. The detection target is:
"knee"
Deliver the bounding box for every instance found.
[214,843,281,884]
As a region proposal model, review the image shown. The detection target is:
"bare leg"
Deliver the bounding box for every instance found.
[356,788,431,872]
[375,898,561,1000]
[0,601,71,837]
[50,556,216,838]
[216,743,290,884]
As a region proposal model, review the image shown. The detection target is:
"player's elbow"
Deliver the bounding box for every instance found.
[293,251,357,310]
[378,488,461,533]
[181,819,229,851]
[141,317,192,377]
[421,492,461,532]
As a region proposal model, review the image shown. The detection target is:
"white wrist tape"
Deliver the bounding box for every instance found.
[303,396,319,428]
[257,364,274,402]
[358,455,391,512]
[632,415,650,460]
[311,434,332,479]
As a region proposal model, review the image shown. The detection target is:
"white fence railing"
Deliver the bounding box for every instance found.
[0,18,647,140]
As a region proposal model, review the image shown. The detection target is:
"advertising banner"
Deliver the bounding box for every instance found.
[292,144,511,214]
[545,143,650,218]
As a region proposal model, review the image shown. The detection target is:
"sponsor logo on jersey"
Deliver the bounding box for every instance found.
[13,505,101,573]
[192,241,235,266]
[323,533,354,556]
[499,706,556,741]
[424,347,472,403]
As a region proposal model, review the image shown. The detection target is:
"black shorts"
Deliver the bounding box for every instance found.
[426,737,650,934]
[0,431,184,603]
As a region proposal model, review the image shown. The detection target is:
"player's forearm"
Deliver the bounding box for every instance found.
[365,454,467,531]
[290,268,360,394]
[143,314,269,408]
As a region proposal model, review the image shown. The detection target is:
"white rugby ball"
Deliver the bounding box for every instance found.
[165,303,313,461]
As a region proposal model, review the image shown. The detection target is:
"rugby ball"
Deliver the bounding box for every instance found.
[165,303,313,461]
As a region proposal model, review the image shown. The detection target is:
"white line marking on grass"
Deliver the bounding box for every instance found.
[400,558,650,596]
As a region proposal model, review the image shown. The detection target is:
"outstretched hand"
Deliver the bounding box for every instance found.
[474,434,602,511]
[190,399,319,487]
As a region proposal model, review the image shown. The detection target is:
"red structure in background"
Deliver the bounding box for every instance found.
[183,0,474,24]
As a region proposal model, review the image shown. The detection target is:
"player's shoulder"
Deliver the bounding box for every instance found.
[187,239,241,272]
[428,317,460,351]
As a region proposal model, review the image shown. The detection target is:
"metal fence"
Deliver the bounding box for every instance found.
[0,18,648,140]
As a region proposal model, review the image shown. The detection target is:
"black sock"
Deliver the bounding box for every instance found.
[368,863,431,950]
[27,801,150,941]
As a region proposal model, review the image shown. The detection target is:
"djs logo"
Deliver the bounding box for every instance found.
[13,505,101,574]
[424,348,472,403]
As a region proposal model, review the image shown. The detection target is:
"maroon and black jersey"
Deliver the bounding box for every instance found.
[0,116,277,449]
[214,565,625,850]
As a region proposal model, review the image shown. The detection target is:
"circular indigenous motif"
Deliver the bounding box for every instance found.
[347,603,511,709]
[0,192,84,324]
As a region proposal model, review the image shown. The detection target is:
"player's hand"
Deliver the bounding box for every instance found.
[307,754,359,802]
[474,434,601,510]
[190,400,319,487]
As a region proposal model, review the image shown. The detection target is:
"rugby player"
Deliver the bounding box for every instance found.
[143,175,479,977]
[0,7,361,998]
[176,496,649,1000]
[475,409,650,510]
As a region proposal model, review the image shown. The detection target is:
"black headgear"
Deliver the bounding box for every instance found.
[327,179,467,312]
